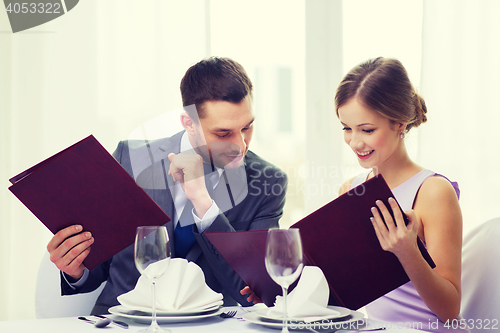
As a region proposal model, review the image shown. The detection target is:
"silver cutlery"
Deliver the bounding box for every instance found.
[94,314,129,329]
[220,310,237,318]
[78,316,112,328]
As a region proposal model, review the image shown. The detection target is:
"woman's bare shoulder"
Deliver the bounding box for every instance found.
[418,175,459,203]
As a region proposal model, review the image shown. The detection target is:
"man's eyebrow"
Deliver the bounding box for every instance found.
[213,128,231,133]
[245,119,255,127]
[212,119,255,132]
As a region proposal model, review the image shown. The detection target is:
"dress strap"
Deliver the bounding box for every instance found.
[392,169,435,211]
[349,169,459,212]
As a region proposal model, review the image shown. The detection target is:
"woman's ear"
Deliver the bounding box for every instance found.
[180,112,196,135]
[398,123,408,133]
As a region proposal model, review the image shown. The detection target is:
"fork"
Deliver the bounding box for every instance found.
[93,314,129,329]
[220,310,237,318]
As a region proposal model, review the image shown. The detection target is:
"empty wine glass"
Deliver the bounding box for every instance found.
[134,226,171,333]
[265,228,304,333]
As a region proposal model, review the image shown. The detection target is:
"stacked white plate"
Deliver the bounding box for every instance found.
[109,304,224,324]
[242,306,366,331]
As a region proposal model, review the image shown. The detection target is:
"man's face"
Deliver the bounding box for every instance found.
[192,96,254,169]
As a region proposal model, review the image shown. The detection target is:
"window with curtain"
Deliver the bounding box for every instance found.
[0,1,211,320]
[419,0,500,236]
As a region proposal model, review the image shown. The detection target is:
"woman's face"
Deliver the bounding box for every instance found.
[338,98,403,169]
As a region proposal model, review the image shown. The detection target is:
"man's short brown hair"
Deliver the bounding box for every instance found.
[180,57,253,120]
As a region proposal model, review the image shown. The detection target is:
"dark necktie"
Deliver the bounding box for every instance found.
[174,163,218,258]
[173,199,196,258]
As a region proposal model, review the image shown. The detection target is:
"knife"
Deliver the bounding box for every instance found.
[93,314,129,329]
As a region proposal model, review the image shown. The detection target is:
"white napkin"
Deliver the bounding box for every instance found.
[118,258,223,312]
[268,266,340,319]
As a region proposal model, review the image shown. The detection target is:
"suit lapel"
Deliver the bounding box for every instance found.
[137,132,183,256]
[222,164,248,208]
[156,133,183,256]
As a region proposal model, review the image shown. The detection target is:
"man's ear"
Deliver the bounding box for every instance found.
[180,112,196,135]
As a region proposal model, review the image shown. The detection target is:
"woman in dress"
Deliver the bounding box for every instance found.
[336,57,469,333]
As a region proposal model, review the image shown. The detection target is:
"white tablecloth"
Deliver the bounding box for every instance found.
[0,306,431,333]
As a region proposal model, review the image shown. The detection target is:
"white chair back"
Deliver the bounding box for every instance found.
[461,218,500,333]
[35,251,105,318]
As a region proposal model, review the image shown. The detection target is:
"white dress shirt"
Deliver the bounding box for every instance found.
[176,131,222,232]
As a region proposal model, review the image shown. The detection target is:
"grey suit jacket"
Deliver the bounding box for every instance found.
[61,131,288,314]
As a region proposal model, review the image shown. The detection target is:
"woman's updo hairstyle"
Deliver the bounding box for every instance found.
[335,57,427,132]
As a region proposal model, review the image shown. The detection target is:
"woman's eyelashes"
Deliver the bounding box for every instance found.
[342,126,375,134]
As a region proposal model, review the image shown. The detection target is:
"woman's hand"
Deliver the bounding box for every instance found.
[240,286,262,304]
[370,197,419,259]
[370,178,464,322]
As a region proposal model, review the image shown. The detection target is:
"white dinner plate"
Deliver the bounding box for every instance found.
[256,305,352,322]
[156,303,222,316]
[243,310,366,331]
[109,305,224,324]
[111,303,221,316]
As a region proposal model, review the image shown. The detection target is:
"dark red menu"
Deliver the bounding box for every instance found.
[205,175,434,310]
[8,135,170,271]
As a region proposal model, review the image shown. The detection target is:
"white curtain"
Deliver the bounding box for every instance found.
[0,0,209,320]
[419,0,500,237]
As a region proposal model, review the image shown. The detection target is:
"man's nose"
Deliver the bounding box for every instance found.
[231,132,246,153]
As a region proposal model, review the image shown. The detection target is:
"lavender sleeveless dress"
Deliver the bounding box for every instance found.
[350,169,469,333]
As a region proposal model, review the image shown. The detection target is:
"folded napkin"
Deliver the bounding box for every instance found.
[118,258,223,312]
[268,266,340,319]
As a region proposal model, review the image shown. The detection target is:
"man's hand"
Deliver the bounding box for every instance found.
[240,286,262,304]
[46,225,93,280]
[168,152,212,218]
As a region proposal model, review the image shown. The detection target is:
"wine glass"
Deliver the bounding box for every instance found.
[265,228,304,333]
[134,226,171,333]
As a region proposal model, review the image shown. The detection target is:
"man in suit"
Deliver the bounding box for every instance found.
[46,57,287,314]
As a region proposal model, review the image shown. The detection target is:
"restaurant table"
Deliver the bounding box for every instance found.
[0,306,432,333]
